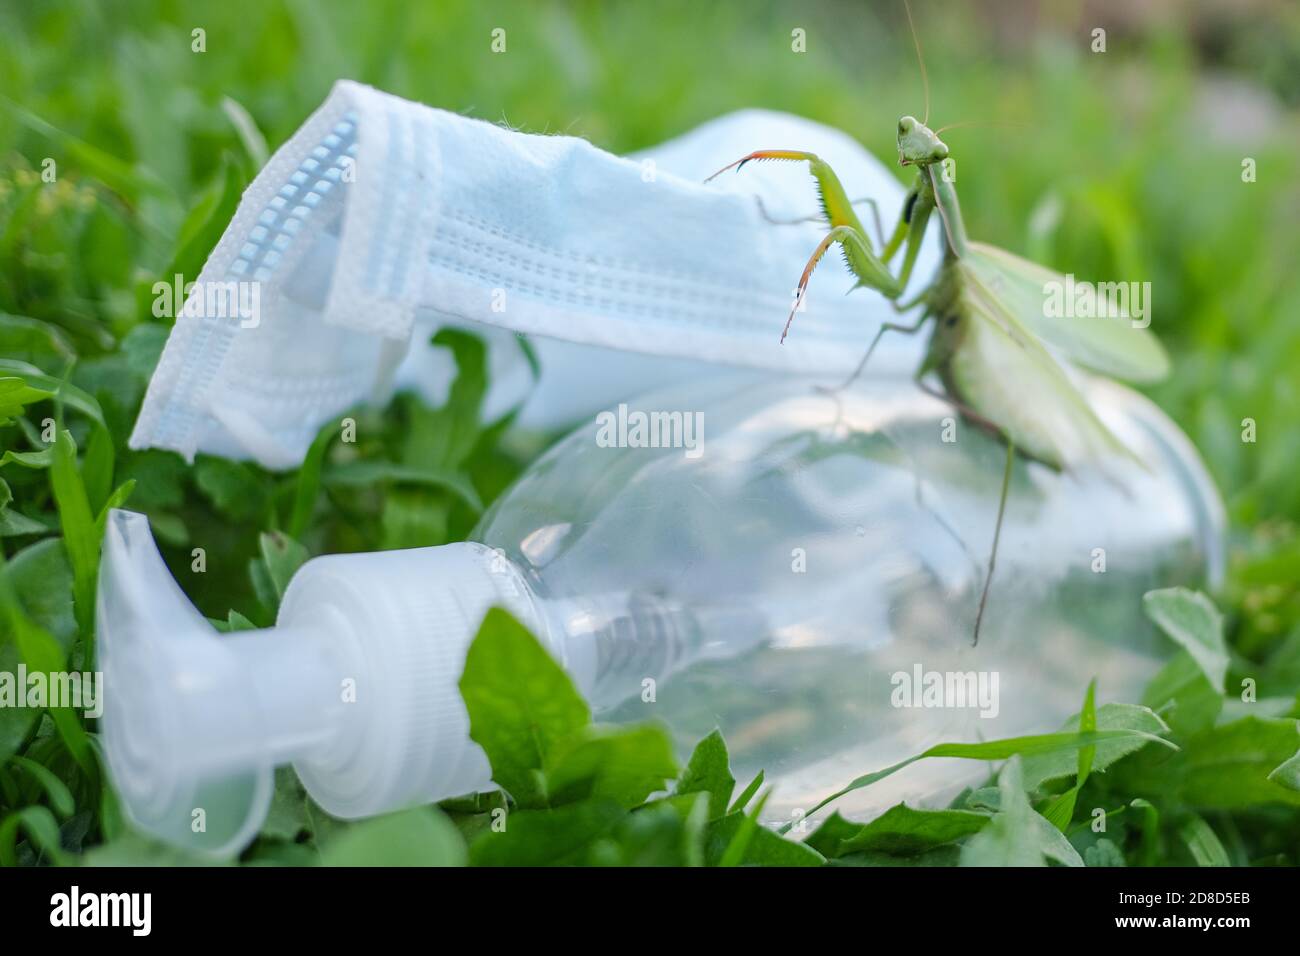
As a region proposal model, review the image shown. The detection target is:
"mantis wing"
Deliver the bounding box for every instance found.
[951,260,1140,470]
[962,241,1170,384]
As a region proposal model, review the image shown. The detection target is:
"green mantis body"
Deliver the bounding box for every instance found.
[707,108,1169,644]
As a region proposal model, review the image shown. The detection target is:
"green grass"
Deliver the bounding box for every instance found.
[1,0,1298,865]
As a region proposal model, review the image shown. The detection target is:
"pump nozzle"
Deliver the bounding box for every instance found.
[98,509,282,854]
[97,510,545,855]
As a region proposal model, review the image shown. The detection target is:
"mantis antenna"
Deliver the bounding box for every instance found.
[904,0,930,127]
[934,119,1030,135]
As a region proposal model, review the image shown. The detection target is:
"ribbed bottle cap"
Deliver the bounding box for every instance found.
[284,541,545,818]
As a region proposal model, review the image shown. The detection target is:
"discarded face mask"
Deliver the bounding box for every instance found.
[129,80,940,468]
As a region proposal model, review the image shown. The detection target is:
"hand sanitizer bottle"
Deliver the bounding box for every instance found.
[97,374,1223,854]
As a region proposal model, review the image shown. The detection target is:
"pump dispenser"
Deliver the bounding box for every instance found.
[98,375,1223,855]
[98,512,542,855]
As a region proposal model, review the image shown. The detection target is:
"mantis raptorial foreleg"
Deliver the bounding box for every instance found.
[784,224,888,342]
[708,150,903,311]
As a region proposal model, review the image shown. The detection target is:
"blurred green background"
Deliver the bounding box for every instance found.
[1,0,1298,865]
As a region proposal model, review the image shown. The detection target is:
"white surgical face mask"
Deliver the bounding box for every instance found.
[131,80,938,468]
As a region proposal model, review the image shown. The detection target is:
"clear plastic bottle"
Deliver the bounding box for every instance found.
[98,373,1223,854]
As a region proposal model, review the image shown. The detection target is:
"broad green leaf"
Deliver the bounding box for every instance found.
[0,314,75,368]
[1143,588,1228,692]
[459,607,590,807]
[1021,703,1170,790]
[258,530,309,602]
[1143,651,1222,737]
[0,360,107,428]
[1267,748,1300,791]
[706,802,824,867]
[5,537,76,648]
[1119,716,1300,808]
[1084,838,1127,867]
[1177,717,1300,807]
[804,812,864,858]
[958,787,1002,812]
[674,728,735,819]
[0,446,55,469]
[959,758,1082,867]
[81,832,220,867]
[0,376,56,419]
[586,796,707,867]
[0,507,48,537]
[830,845,963,867]
[1026,802,1086,867]
[545,723,678,808]
[321,807,465,867]
[260,767,310,842]
[967,759,1045,868]
[837,803,991,856]
[469,800,624,866]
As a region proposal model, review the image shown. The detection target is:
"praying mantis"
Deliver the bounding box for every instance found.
[706,2,1169,645]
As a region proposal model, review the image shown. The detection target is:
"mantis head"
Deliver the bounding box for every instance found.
[897,115,949,167]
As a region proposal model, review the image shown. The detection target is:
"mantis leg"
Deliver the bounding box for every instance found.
[822,312,931,393]
[891,198,933,296]
[851,196,890,248]
[973,439,1015,647]
[708,150,902,301]
[915,379,1002,436]
[783,224,888,342]
[707,150,866,230]
[753,195,889,247]
[754,193,904,258]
